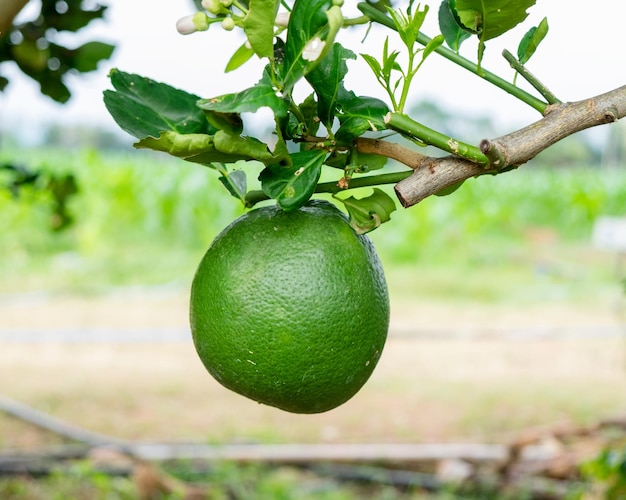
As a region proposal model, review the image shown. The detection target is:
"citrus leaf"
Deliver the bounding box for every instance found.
[72,41,115,73]
[197,73,289,118]
[335,93,389,142]
[438,0,471,51]
[219,169,247,204]
[360,53,382,80]
[41,1,108,31]
[135,132,249,165]
[352,152,388,173]
[225,42,255,72]
[243,0,280,60]
[386,3,428,50]
[280,0,338,92]
[306,43,356,127]
[450,0,536,41]
[213,130,276,164]
[340,188,396,234]
[517,17,549,65]
[422,34,445,60]
[434,179,465,196]
[259,150,325,211]
[103,69,213,140]
[203,111,243,135]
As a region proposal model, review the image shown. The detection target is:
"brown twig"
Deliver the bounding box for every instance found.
[355,137,429,169]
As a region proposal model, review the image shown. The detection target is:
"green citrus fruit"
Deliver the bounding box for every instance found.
[190,199,389,414]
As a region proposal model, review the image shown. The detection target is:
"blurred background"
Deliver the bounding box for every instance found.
[1,1,625,498]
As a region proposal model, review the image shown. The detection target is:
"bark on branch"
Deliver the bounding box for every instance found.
[390,85,626,208]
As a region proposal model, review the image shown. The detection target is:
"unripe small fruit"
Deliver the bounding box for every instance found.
[221,17,235,31]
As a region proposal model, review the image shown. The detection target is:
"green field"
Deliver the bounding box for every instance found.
[2,147,625,298]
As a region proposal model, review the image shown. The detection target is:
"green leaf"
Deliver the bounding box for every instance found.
[360,53,383,80]
[449,0,536,66]
[225,43,255,72]
[103,70,213,140]
[213,130,276,164]
[72,41,115,72]
[386,3,429,50]
[335,92,389,142]
[219,169,248,204]
[135,132,248,165]
[306,43,356,127]
[299,93,322,137]
[243,0,280,60]
[259,150,326,211]
[422,34,445,60]
[41,1,108,32]
[450,0,536,41]
[340,188,396,234]
[197,72,289,118]
[434,179,465,196]
[381,39,401,82]
[352,152,388,173]
[438,0,471,51]
[280,0,338,91]
[517,17,549,64]
[203,111,243,135]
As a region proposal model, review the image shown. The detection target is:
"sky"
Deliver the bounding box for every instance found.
[1,0,625,145]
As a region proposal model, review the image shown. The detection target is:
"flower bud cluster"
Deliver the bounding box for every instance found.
[176,0,240,35]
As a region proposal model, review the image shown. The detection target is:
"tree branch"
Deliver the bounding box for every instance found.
[0,0,29,38]
[356,137,427,168]
[394,85,626,208]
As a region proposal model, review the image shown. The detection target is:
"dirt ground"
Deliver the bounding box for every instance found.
[1,291,625,450]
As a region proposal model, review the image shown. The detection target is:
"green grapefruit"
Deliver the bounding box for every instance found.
[190,200,389,413]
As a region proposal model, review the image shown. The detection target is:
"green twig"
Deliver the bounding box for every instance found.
[385,112,490,165]
[244,170,412,207]
[502,49,561,105]
[357,2,549,114]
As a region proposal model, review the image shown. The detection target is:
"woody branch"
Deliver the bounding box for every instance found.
[367,85,626,208]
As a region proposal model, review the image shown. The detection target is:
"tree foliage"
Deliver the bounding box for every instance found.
[0,0,115,103]
[100,0,624,233]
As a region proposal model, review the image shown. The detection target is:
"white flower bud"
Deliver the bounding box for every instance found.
[221,17,235,31]
[202,0,226,15]
[302,36,325,62]
[275,12,290,28]
[176,12,210,35]
[176,14,197,35]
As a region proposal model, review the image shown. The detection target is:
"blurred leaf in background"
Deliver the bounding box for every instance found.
[0,0,115,103]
